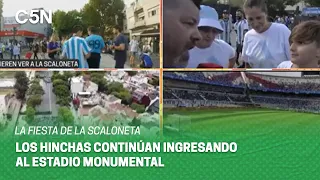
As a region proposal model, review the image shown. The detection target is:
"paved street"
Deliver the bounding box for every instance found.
[97,53,160,68]
[37,71,57,116]
[3,97,21,134]
[9,49,160,68]
[100,53,130,68]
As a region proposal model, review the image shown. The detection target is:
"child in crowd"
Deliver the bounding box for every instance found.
[139,50,153,68]
[278,20,320,68]
[187,6,236,68]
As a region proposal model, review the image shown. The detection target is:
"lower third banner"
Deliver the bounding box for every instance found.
[0,59,79,68]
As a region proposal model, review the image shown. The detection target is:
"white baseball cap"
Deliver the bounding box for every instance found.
[198,5,224,32]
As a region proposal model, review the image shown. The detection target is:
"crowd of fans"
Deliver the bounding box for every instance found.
[199,85,245,94]
[251,96,320,113]
[201,92,229,101]
[164,72,320,94]
[206,72,245,87]
[246,73,320,94]
[164,87,250,107]
[163,72,245,88]
[228,95,251,103]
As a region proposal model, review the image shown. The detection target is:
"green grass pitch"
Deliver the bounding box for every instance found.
[164,108,320,139]
[163,107,320,179]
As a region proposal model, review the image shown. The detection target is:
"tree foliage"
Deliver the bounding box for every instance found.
[52,72,72,107]
[14,72,29,101]
[52,10,83,36]
[82,0,125,37]
[63,71,75,81]
[26,78,44,108]
[53,79,68,88]
[58,107,74,126]
[51,73,65,82]
[27,83,44,96]
[25,106,36,124]
[89,72,108,92]
[57,97,72,107]
[107,82,124,94]
[75,71,83,77]
[148,78,159,87]
[130,103,145,114]
[27,95,42,108]
[305,0,320,6]
[52,0,125,38]
[54,85,69,98]
[126,71,138,77]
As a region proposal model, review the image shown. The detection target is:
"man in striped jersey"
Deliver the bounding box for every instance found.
[234,9,249,67]
[62,25,91,68]
[219,10,233,45]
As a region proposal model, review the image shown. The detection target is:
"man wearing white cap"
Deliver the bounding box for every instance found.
[187,5,236,68]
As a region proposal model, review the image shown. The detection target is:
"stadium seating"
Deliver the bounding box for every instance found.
[246,73,320,94]
[164,72,320,114]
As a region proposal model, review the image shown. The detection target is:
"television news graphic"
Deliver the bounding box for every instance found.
[0,59,79,68]
[197,63,223,68]
[15,10,52,24]
[302,71,320,77]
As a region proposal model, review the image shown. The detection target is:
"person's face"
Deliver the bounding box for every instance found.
[78,30,83,37]
[88,30,91,35]
[113,28,117,34]
[245,7,268,33]
[163,0,202,67]
[290,41,320,66]
[222,13,229,19]
[196,26,220,49]
[236,11,243,20]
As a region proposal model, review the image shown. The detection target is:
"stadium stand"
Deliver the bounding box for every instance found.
[164,72,320,114]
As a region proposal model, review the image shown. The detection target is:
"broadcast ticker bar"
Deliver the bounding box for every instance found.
[0,59,79,68]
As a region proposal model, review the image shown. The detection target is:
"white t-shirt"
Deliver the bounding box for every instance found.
[277,61,292,68]
[13,45,20,55]
[242,23,291,68]
[129,40,139,52]
[143,44,151,52]
[187,39,236,68]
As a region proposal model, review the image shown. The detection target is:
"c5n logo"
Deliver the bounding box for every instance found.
[15,10,52,24]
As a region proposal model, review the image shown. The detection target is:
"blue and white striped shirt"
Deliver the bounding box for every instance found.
[62,37,91,68]
[219,19,232,43]
[235,19,249,45]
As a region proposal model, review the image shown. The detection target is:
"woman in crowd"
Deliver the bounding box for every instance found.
[47,34,61,60]
[241,0,291,68]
